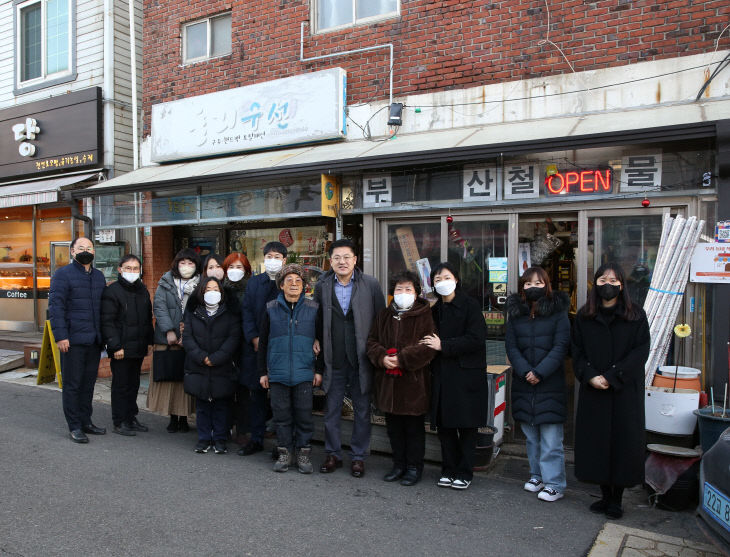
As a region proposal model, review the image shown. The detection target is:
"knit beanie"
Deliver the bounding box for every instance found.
[276,264,306,289]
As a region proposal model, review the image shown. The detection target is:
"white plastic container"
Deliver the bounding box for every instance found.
[645,386,700,435]
[657,366,701,378]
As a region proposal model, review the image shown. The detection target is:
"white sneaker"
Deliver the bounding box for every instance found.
[451,479,471,490]
[437,477,453,488]
[524,478,545,492]
[537,487,564,502]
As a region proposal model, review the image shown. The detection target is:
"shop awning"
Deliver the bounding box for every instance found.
[81,106,722,197]
[0,172,99,208]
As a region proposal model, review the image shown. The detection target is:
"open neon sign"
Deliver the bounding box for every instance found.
[545,169,612,195]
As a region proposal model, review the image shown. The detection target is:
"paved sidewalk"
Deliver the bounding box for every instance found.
[589,523,727,557]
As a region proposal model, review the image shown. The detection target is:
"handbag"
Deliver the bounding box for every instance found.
[152,344,186,382]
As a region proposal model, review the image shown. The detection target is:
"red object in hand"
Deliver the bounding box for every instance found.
[385,348,402,377]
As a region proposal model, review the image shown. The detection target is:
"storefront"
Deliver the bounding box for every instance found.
[0,88,104,331]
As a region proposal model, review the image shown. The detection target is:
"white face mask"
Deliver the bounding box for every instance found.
[207,267,224,280]
[393,293,415,309]
[264,258,283,274]
[227,268,245,282]
[434,279,457,296]
[122,272,140,284]
[204,291,221,305]
[179,265,196,279]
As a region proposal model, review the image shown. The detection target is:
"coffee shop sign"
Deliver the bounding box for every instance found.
[12,118,41,157]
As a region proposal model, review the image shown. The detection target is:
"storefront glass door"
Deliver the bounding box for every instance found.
[383,221,442,292]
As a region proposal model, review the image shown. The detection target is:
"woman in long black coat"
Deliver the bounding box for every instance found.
[420,262,488,490]
[183,277,241,455]
[505,266,570,502]
[572,262,650,519]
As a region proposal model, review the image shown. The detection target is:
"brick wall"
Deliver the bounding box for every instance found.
[142,0,729,134]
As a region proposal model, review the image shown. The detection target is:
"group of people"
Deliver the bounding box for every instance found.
[49,235,650,514]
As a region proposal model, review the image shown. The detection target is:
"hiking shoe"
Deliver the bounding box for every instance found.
[437,476,453,488]
[524,478,545,493]
[194,440,212,453]
[297,447,313,474]
[538,487,564,502]
[273,447,290,472]
[451,479,471,490]
[214,441,227,454]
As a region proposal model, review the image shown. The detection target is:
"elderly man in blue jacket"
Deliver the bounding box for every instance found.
[49,237,107,443]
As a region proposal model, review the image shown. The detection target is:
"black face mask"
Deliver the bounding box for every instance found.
[524,287,546,302]
[75,251,94,265]
[596,283,621,301]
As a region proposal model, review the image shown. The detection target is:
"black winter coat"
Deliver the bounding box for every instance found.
[505,292,571,425]
[240,273,279,388]
[100,275,154,358]
[182,301,241,401]
[430,290,488,428]
[572,303,650,487]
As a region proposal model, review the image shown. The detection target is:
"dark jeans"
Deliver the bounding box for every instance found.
[324,364,371,460]
[438,427,478,481]
[196,398,228,442]
[248,386,269,443]
[270,381,313,452]
[110,357,143,426]
[385,413,425,472]
[229,384,249,436]
[60,343,101,431]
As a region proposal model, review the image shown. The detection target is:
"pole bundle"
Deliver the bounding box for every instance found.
[643,214,704,386]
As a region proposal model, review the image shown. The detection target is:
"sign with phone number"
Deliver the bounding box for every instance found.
[703,482,730,531]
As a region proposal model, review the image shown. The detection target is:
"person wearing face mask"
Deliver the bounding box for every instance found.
[221,252,252,445]
[505,266,570,502]
[203,253,226,281]
[239,242,288,456]
[183,277,242,454]
[366,272,436,486]
[49,236,107,443]
[148,249,200,433]
[572,263,650,519]
[100,254,154,436]
[420,262,487,490]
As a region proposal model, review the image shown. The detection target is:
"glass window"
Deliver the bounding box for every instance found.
[385,222,440,297]
[447,220,509,364]
[317,0,398,32]
[183,13,231,63]
[18,0,70,84]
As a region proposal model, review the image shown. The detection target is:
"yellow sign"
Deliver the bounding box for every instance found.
[37,320,62,387]
[321,174,340,218]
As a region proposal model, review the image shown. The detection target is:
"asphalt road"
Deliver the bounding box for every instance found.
[0,381,705,557]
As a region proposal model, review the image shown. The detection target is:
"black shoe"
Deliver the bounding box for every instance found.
[383,467,405,482]
[82,423,106,435]
[70,429,89,443]
[113,423,136,436]
[166,416,179,433]
[214,441,227,454]
[194,440,212,453]
[129,417,148,432]
[238,441,264,456]
[400,466,421,486]
[605,503,623,519]
[589,499,609,514]
[178,417,190,433]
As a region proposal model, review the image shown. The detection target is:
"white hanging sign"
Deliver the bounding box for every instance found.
[620,153,662,192]
[462,165,499,202]
[503,164,540,199]
[362,174,392,208]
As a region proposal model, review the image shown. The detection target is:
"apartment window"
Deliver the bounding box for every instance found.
[183,13,231,64]
[16,0,71,86]
[316,0,398,32]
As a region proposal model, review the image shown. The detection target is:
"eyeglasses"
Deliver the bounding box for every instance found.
[330,255,354,263]
[121,266,140,272]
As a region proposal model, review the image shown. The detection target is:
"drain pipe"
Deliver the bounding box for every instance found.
[299,21,393,106]
[102,0,114,169]
[128,0,139,170]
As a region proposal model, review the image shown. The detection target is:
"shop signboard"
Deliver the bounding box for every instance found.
[321,174,339,218]
[150,68,347,162]
[0,88,103,180]
[462,165,499,202]
[503,164,540,199]
[545,169,613,195]
[362,174,392,208]
[690,243,730,283]
[619,153,662,192]
[715,221,730,243]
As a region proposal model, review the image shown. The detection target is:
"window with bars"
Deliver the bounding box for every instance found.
[182,13,232,64]
[16,0,71,86]
[315,0,399,32]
